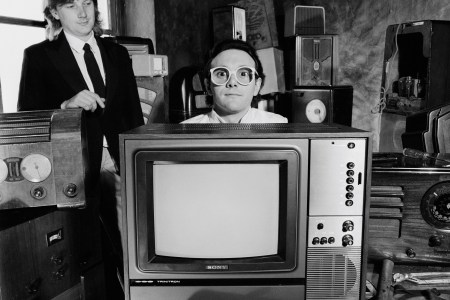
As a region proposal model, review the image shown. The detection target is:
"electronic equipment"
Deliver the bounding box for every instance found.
[380,20,450,114]
[212,5,246,43]
[120,123,372,300]
[284,5,325,37]
[289,85,353,126]
[285,35,338,89]
[401,103,450,152]
[0,109,87,210]
[104,36,154,55]
[369,152,450,265]
[132,54,168,77]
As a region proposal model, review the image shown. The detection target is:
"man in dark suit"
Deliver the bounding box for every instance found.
[17,1,143,297]
[17,0,143,187]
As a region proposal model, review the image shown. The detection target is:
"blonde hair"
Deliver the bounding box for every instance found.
[42,0,102,41]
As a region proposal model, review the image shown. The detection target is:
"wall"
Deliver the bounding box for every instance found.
[124,0,156,47]
[153,0,450,150]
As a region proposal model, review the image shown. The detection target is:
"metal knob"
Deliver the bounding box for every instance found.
[342,234,354,247]
[429,235,442,247]
[406,248,416,258]
[63,183,78,198]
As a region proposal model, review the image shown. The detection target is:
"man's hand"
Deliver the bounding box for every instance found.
[61,90,105,112]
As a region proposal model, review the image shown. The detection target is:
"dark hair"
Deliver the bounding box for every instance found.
[43,0,102,39]
[204,39,265,106]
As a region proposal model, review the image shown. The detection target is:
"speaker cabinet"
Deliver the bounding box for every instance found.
[289,86,353,126]
[285,35,338,89]
[284,5,325,37]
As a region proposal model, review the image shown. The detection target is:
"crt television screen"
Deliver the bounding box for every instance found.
[153,162,280,259]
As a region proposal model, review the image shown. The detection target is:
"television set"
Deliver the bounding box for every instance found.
[120,123,372,300]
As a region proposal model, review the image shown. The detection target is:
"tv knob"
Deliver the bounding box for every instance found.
[347,162,355,169]
[345,200,354,206]
[312,237,320,245]
[346,192,354,199]
[342,234,354,247]
[346,170,355,176]
[328,237,335,244]
[320,237,328,245]
[317,223,324,230]
[343,220,354,232]
[346,185,354,191]
[346,177,354,184]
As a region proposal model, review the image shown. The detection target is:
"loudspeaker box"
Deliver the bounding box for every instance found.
[289,85,353,126]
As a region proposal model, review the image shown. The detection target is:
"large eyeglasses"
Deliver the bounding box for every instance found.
[209,66,259,86]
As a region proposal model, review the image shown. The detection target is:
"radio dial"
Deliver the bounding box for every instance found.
[20,154,52,183]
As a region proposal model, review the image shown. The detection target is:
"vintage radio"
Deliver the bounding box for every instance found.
[0,109,87,209]
[369,152,450,265]
[120,123,372,300]
[285,35,338,89]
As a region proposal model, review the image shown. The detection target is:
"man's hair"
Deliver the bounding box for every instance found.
[204,39,265,106]
[43,0,102,40]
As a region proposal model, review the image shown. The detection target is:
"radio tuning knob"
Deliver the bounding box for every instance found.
[429,235,442,247]
[342,234,354,247]
[406,248,416,258]
[312,237,320,245]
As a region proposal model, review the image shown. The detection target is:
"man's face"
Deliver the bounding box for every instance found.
[51,0,95,41]
[207,49,262,119]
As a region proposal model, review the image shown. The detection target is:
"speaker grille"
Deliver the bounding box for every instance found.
[306,247,361,299]
[295,6,325,35]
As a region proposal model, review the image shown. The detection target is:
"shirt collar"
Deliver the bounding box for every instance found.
[64,30,97,54]
[210,108,251,123]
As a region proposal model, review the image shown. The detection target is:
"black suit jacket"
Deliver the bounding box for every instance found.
[18,32,144,189]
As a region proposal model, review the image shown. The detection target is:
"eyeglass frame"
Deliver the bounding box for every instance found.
[209,66,259,86]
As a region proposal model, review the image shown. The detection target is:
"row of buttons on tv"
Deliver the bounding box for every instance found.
[311,235,354,247]
[346,162,356,206]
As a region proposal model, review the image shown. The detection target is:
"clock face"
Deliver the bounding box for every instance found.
[305,99,327,123]
[20,154,52,183]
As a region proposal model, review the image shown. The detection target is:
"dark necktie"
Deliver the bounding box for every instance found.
[83,43,105,98]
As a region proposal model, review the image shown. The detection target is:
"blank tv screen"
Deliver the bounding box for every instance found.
[153,163,280,259]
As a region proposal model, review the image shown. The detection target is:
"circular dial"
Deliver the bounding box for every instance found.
[20,154,52,183]
[305,99,327,123]
[0,159,8,183]
[421,181,450,231]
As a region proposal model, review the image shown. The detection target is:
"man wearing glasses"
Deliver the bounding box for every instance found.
[181,39,287,124]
